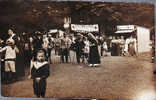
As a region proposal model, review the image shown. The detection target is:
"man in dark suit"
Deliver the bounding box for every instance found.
[74,33,85,64]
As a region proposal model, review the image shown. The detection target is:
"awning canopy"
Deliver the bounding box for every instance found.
[115,29,134,33]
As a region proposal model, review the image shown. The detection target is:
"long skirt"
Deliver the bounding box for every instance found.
[129,43,136,56]
[88,46,100,64]
[33,78,47,97]
[117,44,121,56]
[16,53,25,78]
[111,43,118,56]
[23,50,31,68]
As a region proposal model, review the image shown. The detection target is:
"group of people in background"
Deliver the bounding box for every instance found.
[0,28,142,84]
[110,35,137,57]
[0,29,102,84]
[0,28,154,97]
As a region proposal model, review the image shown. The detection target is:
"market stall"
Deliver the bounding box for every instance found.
[115,25,151,53]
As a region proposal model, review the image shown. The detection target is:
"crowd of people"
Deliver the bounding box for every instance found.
[0,29,140,81]
[0,28,142,83]
[0,29,102,84]
[109,35,137,57]
[0,28,153,97]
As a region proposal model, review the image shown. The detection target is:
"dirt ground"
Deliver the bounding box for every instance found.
[1,51,156,100]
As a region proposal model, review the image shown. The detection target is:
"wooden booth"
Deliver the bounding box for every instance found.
[115,25,151,53]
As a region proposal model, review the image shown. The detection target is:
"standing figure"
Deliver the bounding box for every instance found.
[16,35,26,78]
[42,35,49,53]
[119,36,125,56]
[116,37,121,56]
[0,39,19,83]
[82,37,89,63]
[111,37,118,56]
[0,39,5,83]
[60,35,71,63]
[124,38,129,55]
[47,34,53,57]
[103,41,108,56]
[21,33,31,74]
[100,36,104,56]
[88,33,101,67]
[54,36,61,56]
[74,33,85,64]
[47,34,54,63]
[151,35,155,63]
[8,29,26,79]
[128,36,137,56]
[29,49,50,98]
[33,32,43,60]
[29,36,34,59]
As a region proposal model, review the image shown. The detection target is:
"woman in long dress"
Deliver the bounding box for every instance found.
[87,33,101,67]
[125,36,137,56]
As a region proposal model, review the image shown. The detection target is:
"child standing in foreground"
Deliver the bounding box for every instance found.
[29,49,50,98]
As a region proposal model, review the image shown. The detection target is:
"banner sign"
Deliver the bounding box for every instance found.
[117,25,135,30]
[71,24,99,32]
[115,25,136,34]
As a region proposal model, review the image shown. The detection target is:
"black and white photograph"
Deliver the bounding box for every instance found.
[0,0,155,100]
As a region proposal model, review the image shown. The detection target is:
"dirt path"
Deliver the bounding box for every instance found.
[1,55,156,100]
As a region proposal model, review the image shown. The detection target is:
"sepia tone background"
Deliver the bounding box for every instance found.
[0,0,154,39]
[0,0,156,100]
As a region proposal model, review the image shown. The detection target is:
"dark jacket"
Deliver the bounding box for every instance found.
[73,39,85,53]
[31,63,50,79]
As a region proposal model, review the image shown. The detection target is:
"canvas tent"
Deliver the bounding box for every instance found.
[115,25,151,53]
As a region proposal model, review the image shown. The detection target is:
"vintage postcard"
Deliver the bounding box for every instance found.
[0,0,155,100]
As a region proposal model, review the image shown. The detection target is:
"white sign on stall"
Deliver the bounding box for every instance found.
[117,25,135,30]
[71,24,99,32]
